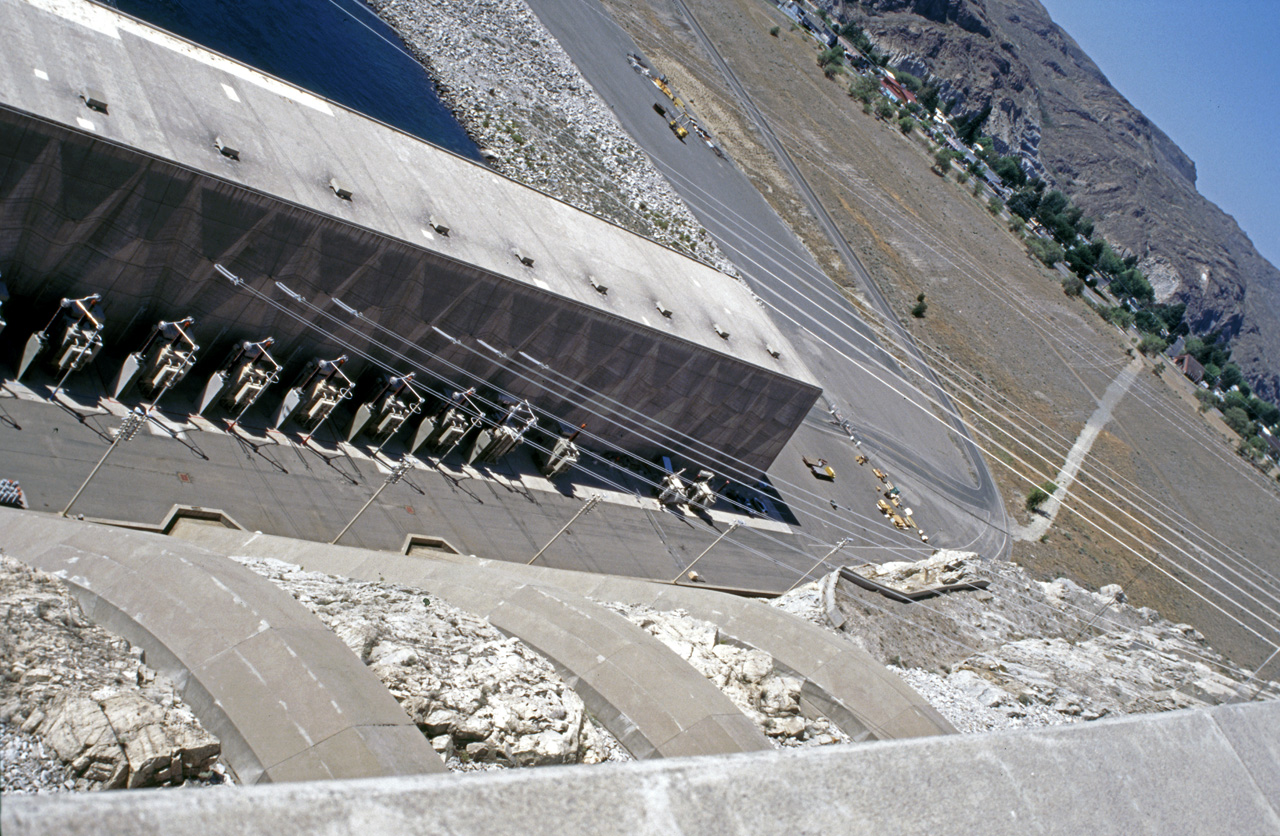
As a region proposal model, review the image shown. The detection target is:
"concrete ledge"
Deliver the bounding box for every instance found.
[262,537,952,741]
[6,700,1278,835]
[173,527,950,742]
[0,509,443,783]
[168,528,772,759]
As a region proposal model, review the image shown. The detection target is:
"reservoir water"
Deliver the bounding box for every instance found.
[109,0,483,161]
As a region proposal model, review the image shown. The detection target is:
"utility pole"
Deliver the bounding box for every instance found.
[529,495,600,565]
[61,407,148,517]
[1237,645,1280,702]
[786,538,849,593]
[672,521,740,584]
[330,456,413,545]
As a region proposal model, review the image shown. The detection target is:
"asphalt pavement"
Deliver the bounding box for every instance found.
[520,0,1009,560]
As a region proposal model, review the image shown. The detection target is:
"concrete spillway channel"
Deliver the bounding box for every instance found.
[0,509,444,784]
[1,506,952,784]
[169,526,953,745]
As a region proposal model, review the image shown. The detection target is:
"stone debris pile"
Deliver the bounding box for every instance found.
[601,601,849,747]
[778,551,1270,734]
[368,0,737,273]
[0,555,224,793]
[850,550,981,594]
[1,721,73,794]
[235,557,630,770]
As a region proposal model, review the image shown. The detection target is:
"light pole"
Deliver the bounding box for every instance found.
[61,407,148,517]
[529,495,600,565]
[329,456,413,545]
[672,521,740,584]
[785,538,849,593]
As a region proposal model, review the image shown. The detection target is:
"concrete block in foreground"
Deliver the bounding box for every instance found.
[5,699,1278,835]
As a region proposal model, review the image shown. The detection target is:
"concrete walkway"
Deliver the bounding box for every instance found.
[7,698,1277,835]
[171,527,951,743]
[0,510,443,784]
[168,528,772,760]
[1013,357,1143,541]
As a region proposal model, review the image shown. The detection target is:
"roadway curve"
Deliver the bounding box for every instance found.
[664,0,1005,553]
[525,0,1009,559]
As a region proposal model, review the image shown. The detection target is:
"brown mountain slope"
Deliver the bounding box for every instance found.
[832,0,1280,401]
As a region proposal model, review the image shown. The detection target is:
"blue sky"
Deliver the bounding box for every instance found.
[1037,0,1280,271]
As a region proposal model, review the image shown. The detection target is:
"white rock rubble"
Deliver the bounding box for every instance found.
[0,555,226,793]
[367,0,738,273]
[600,601,849,747]
[772,551,1273,734]
[235,556,631,770]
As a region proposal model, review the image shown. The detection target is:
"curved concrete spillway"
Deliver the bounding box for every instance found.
[168,527,773,759]
[0,509,444,784]
[167,526,953,744]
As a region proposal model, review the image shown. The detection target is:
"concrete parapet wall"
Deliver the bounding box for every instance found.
[6,698,1278,835]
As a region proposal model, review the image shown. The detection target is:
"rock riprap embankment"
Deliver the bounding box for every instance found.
[235,557,630,770]
[0,555,224,793]
[774,551,1269,734]
[601,601,848,747]
[368,0,736,273]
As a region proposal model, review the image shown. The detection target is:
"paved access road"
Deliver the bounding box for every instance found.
[521,0,1009,560]
[0,378,823,591]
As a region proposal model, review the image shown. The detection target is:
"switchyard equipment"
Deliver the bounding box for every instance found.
[113,318,199,403]
[413,388,478,456]
[0,0,820,476]
[658,469,687,507]
[17,294,106,387]
[348,374,424,450]
[198,337,281,424]
[530,419,584,478]
[685,469,718,511]
[464,397,537,465]
[273,356,354,438]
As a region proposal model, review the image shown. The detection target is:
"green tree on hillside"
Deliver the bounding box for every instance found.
[817,47,845,77]
[1223,406,1253,437]
[1026,237,1063,267]
[954,104,991,145]
[991,155,1026,187]
[919,83,941,113]
[1219,363,1245,390]
[849,74,878,102]
[1253,399,1280,427]
[1138,334,1168,355]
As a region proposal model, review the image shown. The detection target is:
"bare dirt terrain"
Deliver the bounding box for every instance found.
[598,0,1280,670]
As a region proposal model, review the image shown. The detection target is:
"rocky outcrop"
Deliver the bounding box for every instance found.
[235,557,630,770]
[601,602,849,747]
[0,555,224,792]
[831,0,1280,399]
[367,0,736,275]
[780,551,1272,733]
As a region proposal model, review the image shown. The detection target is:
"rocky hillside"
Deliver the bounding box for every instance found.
[828,0,1280,400]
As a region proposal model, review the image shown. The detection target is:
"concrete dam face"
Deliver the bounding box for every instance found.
[0,0,819,473]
